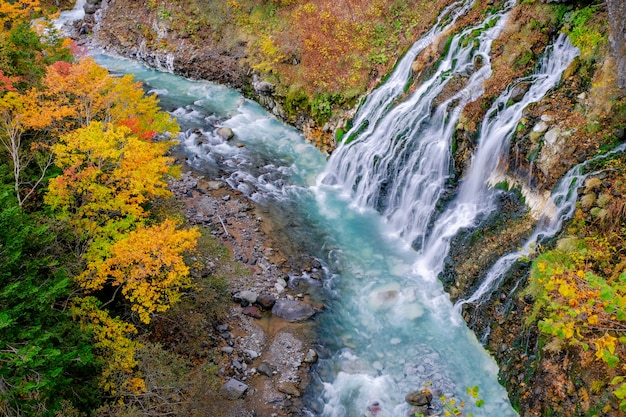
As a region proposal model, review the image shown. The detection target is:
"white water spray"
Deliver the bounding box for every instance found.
[416,34,580,279]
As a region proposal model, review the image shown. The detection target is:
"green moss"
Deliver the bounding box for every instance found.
[562,4,607,59]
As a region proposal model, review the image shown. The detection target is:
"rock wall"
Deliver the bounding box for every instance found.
[607,0,626,88]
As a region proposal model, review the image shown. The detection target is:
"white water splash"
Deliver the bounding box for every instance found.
[52,0,86,33]
[416,34,580,280]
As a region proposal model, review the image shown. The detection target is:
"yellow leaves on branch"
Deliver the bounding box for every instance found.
[46,121,200,324]
[71,296,141,393]
[97,219,200,324]
[0,0,40,29]
[46,121,175,223]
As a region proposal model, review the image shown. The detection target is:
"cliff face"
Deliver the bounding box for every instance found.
[607,0,626,88]
[85,0,626,415]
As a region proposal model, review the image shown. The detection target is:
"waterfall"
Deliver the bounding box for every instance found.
[86,0,600,415]
[52,0,86,32]
[321,0,515,249]
[345,0,476,140]
[416,34,580,278]
[454,141,626,315]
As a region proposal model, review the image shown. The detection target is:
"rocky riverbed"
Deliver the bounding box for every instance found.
[168,163,324,417]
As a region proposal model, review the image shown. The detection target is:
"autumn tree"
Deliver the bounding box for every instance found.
[41,58,179,137]
[0,0,40,30]
[45,120,199,391]
[0,88,74,206]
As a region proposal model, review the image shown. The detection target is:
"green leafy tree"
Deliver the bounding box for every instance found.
[0,187,99,416]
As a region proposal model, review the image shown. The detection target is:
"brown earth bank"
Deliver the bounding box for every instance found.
[64,0,626,415]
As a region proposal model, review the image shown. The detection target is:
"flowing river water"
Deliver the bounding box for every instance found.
[55,0,589,415]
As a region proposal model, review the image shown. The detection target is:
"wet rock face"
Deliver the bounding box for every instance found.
[607,0,626,88]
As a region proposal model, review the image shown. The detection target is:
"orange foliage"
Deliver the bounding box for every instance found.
[42,57,179,137]
[46,121,175,225]
[0,0,40,29]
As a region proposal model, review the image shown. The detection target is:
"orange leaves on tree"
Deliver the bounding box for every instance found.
[0,88,71,205]
[42,57,179,138]
[46,121,175,224]
[46,120,199,324]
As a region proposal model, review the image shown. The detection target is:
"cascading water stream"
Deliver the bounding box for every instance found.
[453,141,626,316]
[322,1,515,249]
[345,0,475,139]
[415,34,580,279]
[52,0,86,32]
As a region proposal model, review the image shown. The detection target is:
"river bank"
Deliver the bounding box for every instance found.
[167,161,323,417]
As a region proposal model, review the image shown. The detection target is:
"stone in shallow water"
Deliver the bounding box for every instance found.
[303,348,318,363]
[220,378,248,399]
[216,126,234,140]
[405,389,433,406]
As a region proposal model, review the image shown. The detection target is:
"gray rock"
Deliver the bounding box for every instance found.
[509,82,530,103]
[83,3,98,14]
[253,75,275,95]
[256,294,276,310]
[220,346,234,354]
[237,290,259,305]
[257,362,274,377]
[272,300,315,322]
[216,127,234,140]
[220,378,248,400]
[243,349,259,360]
[303,349,318,364]
[242,305,262,319]
[532,121,549,133]
[405,389,433,406]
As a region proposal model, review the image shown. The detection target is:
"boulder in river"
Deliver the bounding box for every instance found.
[216,126,235,140]
[405,389,433,406]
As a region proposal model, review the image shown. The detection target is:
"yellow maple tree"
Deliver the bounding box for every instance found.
[0,0,40,30]
[97,219,200,323]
